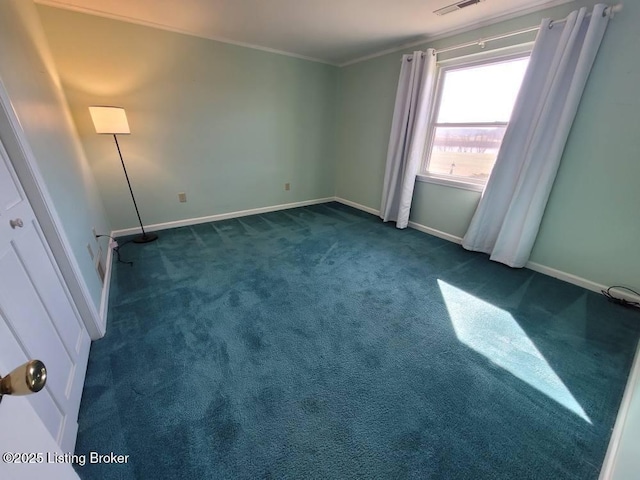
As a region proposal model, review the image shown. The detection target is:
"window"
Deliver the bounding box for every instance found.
[421,51,530,190]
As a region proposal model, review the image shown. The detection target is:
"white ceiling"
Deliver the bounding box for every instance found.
[36,0,573,65]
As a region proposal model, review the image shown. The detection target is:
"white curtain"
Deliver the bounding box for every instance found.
[462,4,610,267]
[380,49,436,229]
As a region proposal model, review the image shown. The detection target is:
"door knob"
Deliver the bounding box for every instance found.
[9,218,24,229]
[0,360,47,404]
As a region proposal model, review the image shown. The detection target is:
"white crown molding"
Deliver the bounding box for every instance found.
[36,0,574,67]
[35,0,338,66]
[338,0,573,67]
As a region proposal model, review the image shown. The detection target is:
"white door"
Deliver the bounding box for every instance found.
[0,135,91,454]
[0,329,79,480]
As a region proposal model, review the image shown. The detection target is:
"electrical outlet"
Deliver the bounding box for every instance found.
[285,183,290,191]
[178,192,187,203]
[86,243,94,260]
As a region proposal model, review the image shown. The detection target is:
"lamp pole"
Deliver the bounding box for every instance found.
[113,134,157,243]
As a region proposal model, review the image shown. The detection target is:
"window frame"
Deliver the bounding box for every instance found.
[417,45,533,192]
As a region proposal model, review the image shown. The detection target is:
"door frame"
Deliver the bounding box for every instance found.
[0,77,104,340]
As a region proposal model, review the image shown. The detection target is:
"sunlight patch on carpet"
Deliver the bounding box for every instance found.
[438,280,591,423]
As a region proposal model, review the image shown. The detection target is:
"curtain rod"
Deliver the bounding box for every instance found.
[433,3,622,56]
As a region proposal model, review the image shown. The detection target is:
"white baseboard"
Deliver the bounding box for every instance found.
[111,197,335,237]
[97,242,113,338]
[102,197,333,336]
[524,261,607,295]
[333,197,464,245]
[408,221,464,245]
[599,340,640,480]
[335,195,640,480]
[333,197,640,303]
[525,261,640,302]
[108,195,639,305]
[334,197,381,216]
[102,193,639,480]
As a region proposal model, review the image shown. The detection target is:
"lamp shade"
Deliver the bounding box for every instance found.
[89,106,130,134]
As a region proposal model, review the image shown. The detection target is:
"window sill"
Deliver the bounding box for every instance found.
[416,174,485,193]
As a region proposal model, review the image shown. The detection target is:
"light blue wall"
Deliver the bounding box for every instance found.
[29,0,640,294]
[335,52,399,211]
[334,0,640,290]
[0,0,111,309]
[28,1,640,473]
[38,6,339,231]
[528,0,640,289]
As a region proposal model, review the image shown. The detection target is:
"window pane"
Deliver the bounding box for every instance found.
[437,57,528,123]
[428,126,506,180]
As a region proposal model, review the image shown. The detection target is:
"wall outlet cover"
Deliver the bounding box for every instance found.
[178,192,187,203]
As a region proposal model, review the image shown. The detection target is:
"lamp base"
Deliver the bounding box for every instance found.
[133,233,158,244]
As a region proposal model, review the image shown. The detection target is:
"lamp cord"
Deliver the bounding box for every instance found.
[113,134,147,237]
[601,286,640,310]
[95,235,133,266]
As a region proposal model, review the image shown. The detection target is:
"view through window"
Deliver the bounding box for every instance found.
[424,55,529,184]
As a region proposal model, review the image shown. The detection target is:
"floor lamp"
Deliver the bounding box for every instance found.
[89,106,158,244]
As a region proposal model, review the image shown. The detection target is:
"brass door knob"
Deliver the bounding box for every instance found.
[9,218,24,229]
[0,360,47,404]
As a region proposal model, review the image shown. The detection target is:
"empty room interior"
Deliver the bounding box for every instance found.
[1,0,640,479]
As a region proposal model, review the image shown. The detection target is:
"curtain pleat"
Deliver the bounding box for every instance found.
[380,49,437,229]
[462,4,610,267]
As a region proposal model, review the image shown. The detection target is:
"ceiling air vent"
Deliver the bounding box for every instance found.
[434,0,485,16]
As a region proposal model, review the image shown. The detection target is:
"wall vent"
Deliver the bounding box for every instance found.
[95,246,105,283]
[434,0,485,16]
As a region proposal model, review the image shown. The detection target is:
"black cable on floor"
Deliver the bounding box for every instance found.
[601,285,640,311]
[96,234,133,266]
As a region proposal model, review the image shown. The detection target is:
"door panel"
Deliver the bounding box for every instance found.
[0,157,21,211]
[13,223,83,356]
[26,385,65,442]
[0,316,79,480]
[0,135,90,452]
[0,245,74,414]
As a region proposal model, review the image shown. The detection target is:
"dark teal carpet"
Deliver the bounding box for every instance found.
[74,202,640,479]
